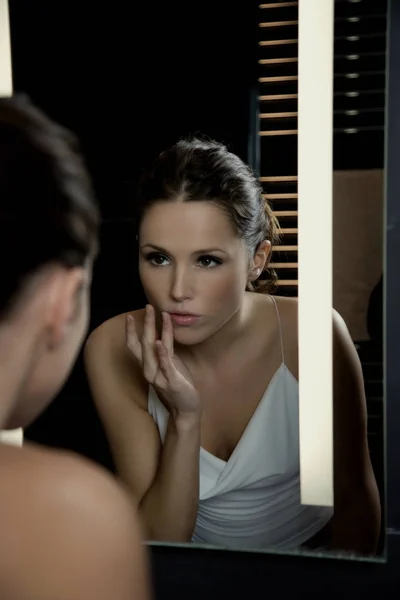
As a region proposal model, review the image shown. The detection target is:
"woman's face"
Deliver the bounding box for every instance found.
[138,201,253,346]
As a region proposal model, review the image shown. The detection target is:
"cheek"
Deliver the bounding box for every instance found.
[139,262,248,305]
[139,264,163,301]
[204,268,247,304]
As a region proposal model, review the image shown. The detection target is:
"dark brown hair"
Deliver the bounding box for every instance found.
[136,137,281,293]
[0,94,100,318]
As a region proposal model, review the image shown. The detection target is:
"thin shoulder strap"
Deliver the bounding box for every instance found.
[269,295,285,365]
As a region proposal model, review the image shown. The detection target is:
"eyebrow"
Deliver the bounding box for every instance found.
[140,243,229,256]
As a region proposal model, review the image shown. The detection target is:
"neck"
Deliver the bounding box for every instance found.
[0,320,36,430]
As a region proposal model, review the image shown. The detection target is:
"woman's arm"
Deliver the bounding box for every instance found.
[84,316,201,543]
[138,410,201,541]
[328,310,381,554]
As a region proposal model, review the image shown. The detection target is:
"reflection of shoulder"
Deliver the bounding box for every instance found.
[89,309,146,349]
[251,293,298,338]
[84,309,148,411]
[270,294,298,330]
[267,296,299,377]
[85,309,146,375]
[0,443,141,597]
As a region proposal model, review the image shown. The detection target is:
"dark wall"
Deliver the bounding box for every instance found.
[9,0,257,221]
[10,0,257,465]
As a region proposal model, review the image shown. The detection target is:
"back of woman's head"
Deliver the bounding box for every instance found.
[136,137,280,293]
[0,95,100,318]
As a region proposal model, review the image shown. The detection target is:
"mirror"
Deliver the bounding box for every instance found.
[14,0,386,561]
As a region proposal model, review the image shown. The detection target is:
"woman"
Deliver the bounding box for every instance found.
[0,95,150,599]
[85,138,381,553]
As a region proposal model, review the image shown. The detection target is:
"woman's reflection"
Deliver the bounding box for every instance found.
[84,138,380,553]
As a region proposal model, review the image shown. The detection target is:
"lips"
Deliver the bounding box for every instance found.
[168,312,200,326]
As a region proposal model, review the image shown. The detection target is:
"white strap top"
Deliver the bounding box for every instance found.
[147,296,333,549]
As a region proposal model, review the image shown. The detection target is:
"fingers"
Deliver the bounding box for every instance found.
[161,312,174,356]
[125,314,143,364]
[126,306,171,386]
[155,340,178,388]
[141,305,159,382]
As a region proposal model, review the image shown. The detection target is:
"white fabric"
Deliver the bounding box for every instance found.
[148,365,333,549]
[147,298,333,549]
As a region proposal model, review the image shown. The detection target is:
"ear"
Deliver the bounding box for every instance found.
[248,240,271,282]
[43,267,86,349]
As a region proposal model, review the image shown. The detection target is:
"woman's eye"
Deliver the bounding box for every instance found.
[198,255,223,268]
[146,253,169,266]
[145,253,222,268]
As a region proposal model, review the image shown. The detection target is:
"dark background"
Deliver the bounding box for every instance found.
[9,0,258,467]
[7,0,400,596]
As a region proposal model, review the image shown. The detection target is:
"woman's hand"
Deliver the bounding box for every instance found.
[126,305,201,418]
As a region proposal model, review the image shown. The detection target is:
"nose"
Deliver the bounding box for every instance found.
[170,265,193,302]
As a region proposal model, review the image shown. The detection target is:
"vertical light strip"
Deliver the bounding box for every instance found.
[298,0,334,506]
[0,0,12,97]
[0,1,20,446]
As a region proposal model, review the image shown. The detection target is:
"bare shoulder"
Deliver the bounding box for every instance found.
[267,299,356,378]
[251,293,298,327]
[84,309,148,409]
[332,308,363,375]
[269,298,348,338]
[83,311,161,504]
[271,294,298,326]
[269,294,298,369]
[332,307,351,337]
[0,442,138,543]
[87,308,146,350]
[0,443,149,599]
[250,293,298,378]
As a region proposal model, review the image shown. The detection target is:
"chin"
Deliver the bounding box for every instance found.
[173,333,200,346]
[172,326,211,347]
